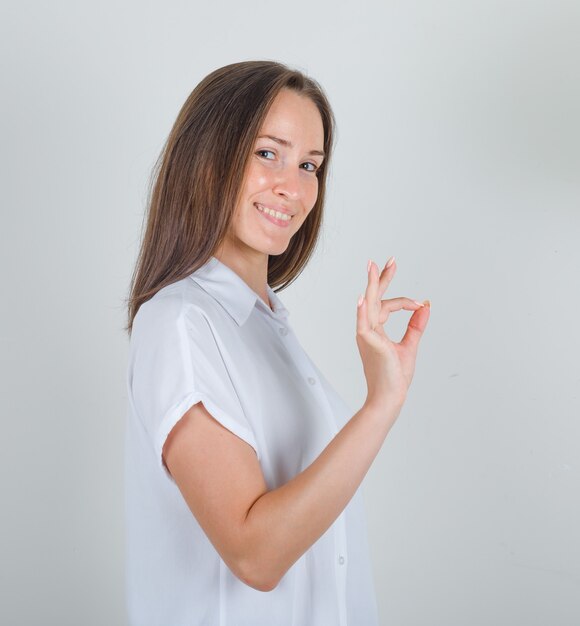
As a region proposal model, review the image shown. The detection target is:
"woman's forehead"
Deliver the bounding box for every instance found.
[259,91,324,148]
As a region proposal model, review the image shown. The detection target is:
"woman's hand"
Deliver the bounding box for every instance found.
[356,257,430,415]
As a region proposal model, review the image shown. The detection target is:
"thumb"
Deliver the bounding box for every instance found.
[400,301,430,351]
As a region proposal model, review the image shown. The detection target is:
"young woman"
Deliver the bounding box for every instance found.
[124,60,430,626]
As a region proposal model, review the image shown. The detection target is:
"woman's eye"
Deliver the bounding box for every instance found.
[256,149,275,159]
[302,162,318,173]
[256,150,318,174]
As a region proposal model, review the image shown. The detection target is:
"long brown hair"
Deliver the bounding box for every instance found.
[124,60,336,336]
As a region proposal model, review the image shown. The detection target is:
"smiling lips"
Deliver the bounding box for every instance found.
[254,203,293,227]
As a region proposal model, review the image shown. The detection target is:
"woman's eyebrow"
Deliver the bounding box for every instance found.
[257,134,325,158]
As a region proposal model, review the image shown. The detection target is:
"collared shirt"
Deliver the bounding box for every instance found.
[124,255,379,626]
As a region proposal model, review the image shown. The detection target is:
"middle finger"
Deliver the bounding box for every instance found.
[364,260,378,327]
[377,256,396,299]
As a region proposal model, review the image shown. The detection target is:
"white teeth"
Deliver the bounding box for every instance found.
[255,203,292,221]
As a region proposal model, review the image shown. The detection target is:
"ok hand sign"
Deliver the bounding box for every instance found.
[356,257,430,414]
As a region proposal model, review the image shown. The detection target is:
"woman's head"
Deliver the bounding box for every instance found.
[125,60,336,335]
[215,87,325,263]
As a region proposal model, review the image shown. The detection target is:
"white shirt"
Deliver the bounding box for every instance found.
[124,255,379,626]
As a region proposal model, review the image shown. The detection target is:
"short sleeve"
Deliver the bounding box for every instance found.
[128,294,259,480]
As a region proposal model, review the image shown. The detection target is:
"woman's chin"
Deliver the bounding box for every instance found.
[251,236,291,257]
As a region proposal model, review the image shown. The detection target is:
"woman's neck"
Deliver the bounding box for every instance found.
[213,243,272,311]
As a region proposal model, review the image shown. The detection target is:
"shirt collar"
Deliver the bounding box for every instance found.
[189,256,290,327]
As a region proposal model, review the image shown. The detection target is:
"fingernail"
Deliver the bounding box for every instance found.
[413,300,425,307]
[385,255,395,268]
[367,259,372,273]
[357,294,364,307]
[423,300,431,308]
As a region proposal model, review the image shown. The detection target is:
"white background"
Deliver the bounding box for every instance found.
[1,0,579,624]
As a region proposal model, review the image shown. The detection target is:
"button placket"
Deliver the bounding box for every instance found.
[273,323,338,436]
[334,511,349,626]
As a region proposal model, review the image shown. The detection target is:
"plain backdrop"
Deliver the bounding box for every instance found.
[1,1,579,624]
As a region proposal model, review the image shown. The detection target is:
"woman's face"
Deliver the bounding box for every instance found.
[225,88,325,258]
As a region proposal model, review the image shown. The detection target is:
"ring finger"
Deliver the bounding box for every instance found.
[364,261,380,328]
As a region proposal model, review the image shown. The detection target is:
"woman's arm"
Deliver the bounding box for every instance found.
[164,257,429,592]
[240,397,402,589]
[163,396,401,592]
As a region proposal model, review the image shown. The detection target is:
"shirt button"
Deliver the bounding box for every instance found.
[307,377,316,385]
[279,327,288,336]
[338,555,345,565]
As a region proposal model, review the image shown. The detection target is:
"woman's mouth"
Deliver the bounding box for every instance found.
[254,203,293,228]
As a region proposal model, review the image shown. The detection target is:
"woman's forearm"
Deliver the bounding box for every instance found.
[239,399,402,590]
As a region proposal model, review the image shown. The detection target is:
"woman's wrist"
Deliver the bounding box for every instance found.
[363,393,406,422]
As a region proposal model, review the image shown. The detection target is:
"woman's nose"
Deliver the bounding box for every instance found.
[272,165,301,200]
